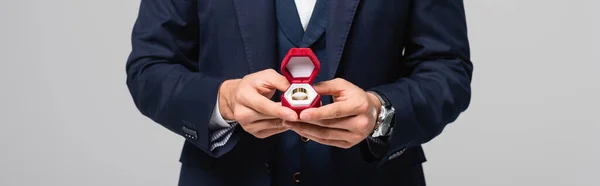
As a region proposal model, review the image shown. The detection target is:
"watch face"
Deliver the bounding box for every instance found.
[372,128,384,138]
[380,122,390,132]
[373,105,395,137]
[378,106,387,121]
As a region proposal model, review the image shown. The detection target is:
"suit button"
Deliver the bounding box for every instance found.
[293,172,301,183]
[301,136,310,142]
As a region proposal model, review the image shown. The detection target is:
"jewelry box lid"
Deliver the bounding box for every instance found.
[280,48,321,84]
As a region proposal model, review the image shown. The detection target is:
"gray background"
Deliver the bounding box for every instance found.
[1,0,598,185]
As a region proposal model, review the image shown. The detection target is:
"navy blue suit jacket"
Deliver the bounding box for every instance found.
[126,0,472,185]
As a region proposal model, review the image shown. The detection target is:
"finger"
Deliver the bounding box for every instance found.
[253,126,289,139]
[234,105,277,123]
[285,121,353,141]
[238,87,298,120]
[298,116,354,130]
[244,119,285,132]
[295,131,352,149]
[240,91,298,121]
[256,69,292,92]
[312,78,349,96]
[300,101,362,121]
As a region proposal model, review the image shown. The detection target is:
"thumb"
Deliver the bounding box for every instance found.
[263,70,291,92]
[312,78,348,95]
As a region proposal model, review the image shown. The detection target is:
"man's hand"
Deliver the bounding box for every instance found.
[219,69,298,139]
[284,78,382,149]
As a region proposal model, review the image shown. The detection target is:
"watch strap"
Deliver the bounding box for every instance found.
[368,90,391,107]
[368,91,395,137]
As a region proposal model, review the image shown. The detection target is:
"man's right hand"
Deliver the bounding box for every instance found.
[218,69,298,139]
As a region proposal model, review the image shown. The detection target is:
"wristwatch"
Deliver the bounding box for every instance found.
[368,91,395,138]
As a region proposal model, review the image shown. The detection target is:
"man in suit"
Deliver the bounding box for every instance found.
[126,0,472,185]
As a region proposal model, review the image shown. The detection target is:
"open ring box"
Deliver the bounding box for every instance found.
[280,48,321,115]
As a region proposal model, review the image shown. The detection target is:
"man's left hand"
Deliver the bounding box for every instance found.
[283,78,382,149]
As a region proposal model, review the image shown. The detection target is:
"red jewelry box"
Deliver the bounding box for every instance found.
[280,48,322,115]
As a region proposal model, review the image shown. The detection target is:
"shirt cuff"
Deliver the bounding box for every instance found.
[209,94,236,130]
[207,94,239,153]
[209,122,239,151]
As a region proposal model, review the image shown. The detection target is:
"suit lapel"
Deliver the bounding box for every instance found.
[300,0,329,47]
[276,0,305,47]
[326,0,361,79]
[234,0,278,73]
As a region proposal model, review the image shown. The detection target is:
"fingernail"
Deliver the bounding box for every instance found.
[281,110,297,121]
[285,114,297,121]
[300,112,311,121]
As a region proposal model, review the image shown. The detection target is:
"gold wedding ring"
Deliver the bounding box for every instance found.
[291,88,308,100]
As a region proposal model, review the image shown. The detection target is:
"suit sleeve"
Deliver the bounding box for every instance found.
[369,0,473,163]
[125,0,227,157]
